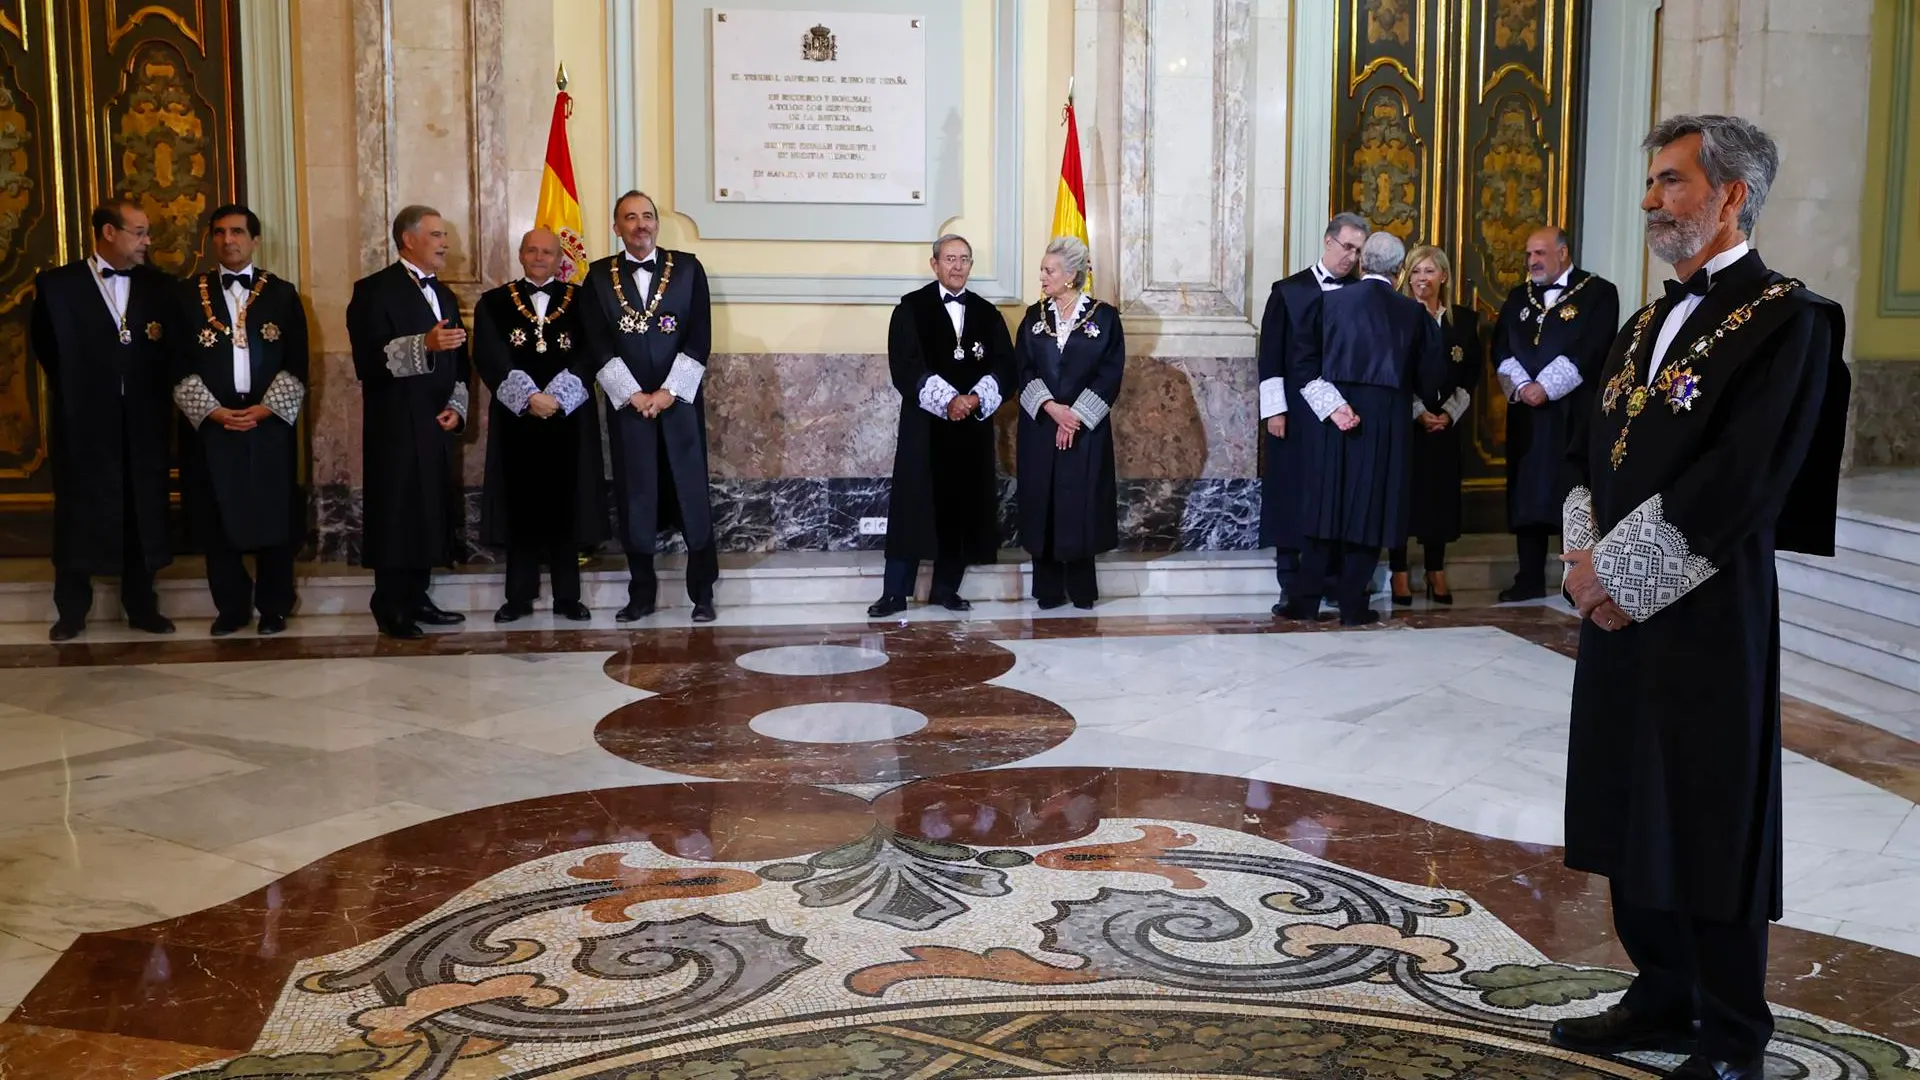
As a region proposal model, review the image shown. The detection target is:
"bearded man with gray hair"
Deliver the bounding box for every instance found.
[1551,115,1851,1080]
[1278,230,1445,626]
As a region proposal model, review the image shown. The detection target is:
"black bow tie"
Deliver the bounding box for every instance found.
[98,266,128,279]
[943,292,965,305]
[1663,268,1712,304]
[410,271,436,290]
[627,257,658,275]
[221,272,253,291]
[525,280,562,298]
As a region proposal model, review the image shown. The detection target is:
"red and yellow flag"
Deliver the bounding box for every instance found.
[535,85,587,283]
[1051,93,1092,289]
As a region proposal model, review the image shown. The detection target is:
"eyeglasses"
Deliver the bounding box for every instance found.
[1333,240,1361,256]
[938,255,973,266]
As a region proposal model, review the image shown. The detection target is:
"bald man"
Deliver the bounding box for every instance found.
[472,229,609,622]
[1490,227,1619,600]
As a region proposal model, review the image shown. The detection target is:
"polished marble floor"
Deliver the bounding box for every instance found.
[0,602,1916,1076]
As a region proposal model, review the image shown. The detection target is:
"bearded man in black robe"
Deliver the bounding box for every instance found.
[1551,115,1850,1080]
[1491,226,1619,601]
[869,233,1011,619]
[171,205,308,636]
[29,199,177,641]
[346,205,472,639]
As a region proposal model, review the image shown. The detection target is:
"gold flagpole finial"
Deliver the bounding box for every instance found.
[556,63,570,92]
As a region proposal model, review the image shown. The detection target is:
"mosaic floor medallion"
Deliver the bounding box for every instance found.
[157,819,1916,1080]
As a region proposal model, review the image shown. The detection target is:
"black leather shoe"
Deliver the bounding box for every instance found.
[691,602,717,623]
[257,614,288,636]
[1549,1006,1698,1057]
[127,612,176,635]
[49,619,83,643]
[554,601,591,622]
[1665,1054,1764,1080]
[1340,609,1383,627]
[1072,598,1095,610]
[413,603,465,626]
[376,615,425,640]
[930,593,973,612]
[1036,597,1068,611]
[867,595,908,618]
[210,614,249,637]
[1275,600,1329,622]
[616,601,655,622]
[494,601,532,624]
[1498,583,1546,603]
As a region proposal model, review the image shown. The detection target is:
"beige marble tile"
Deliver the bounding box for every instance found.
[0,821,279,951]
[0,744,261,832]
[0,929,58,1012]
[0,711,146,772]
[0,665,212,715]
[449,685,656,756]
[60,689,427,768]
[217,800,448,874]
[152,657,398,700]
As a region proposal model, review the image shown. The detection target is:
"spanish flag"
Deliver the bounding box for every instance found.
[1051,93,1092,289]
[535,80,588,283]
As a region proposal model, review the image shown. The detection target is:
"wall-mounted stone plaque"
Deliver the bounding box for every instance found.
[710,9,927,204]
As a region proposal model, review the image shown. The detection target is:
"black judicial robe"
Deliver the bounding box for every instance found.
[472,282,610,550]
[345,263,469,570]
[1014,299,1124,561]
[1406,305,1482,545]
[582,251,715,554]
[1257,268,1335,551]
[173,270,308,552]
[1287,278,1446,549]
[883,282,1012,565]
[1492,270,1619,530]
[1563,251,1849,923]
[28,260,176,575]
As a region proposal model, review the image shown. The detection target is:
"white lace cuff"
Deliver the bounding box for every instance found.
[1538,356,1584,401]
[1071,389,1111,429]
[597,358,642,407]
[1497,357,1531,400]
[263,370,305,424]
[1442,387,1471,423]
[663,352,706,403]
[1590,494,1718,622]
[971,376,1002,420]
[1301,378,1348,422]
[1021,379,1052,420]
[174,375,219,428]
[497,369,538,415]
[1259,376,1288,419]
[547,371,589,415]
[918,375,959,418]
[446,381,470,423]
[1563,485,1598,551]
[383,334,433,378]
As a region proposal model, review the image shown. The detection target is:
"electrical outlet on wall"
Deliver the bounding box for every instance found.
[858,517,889,536]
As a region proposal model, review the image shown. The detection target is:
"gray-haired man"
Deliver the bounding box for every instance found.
[1552,115,1851,1080]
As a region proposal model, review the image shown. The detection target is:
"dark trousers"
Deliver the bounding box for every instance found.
[506,540,582,606]
[206,540,295,621]
[54,450,159,625]
[1032,556,1097,607]
[1293,538,1380,622]
[882,556,966,601]
[1613,886,1773,1061]
[1388,542,1448,574]
[1515,525,1552,588]
[371,567,432,622]
[628,545,718,605]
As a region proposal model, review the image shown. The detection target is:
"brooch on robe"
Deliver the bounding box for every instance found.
[509,328,529,348]
[145,321,164,342]
[1449,345,1464,364]
[972,341,985,359]
[658,314,678,335]
[1558,304,1579,321]
[198,328,219,348]
[1030,321,1046,335]
[1666,368,1702,411]
[556,332,573,351]
[261,323,281,342]
[1084,322,1101,338]
[1518,308,1533,323]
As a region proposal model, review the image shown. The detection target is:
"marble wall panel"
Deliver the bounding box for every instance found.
[1847,359,1920,470]
[704,354,901,479]
[827,479,893,552]
[308,354,362,489]
[1112,355,1257,479]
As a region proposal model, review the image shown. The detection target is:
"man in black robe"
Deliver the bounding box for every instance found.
[584,190,718,623]
[346,205,471,639]
[29,199,177,641]
[473,228,608,623]
[1552,115,1850,1080]
[171,204,308,636]
[869,233,1011,618]
[1280,231,1445,627]
[1491,226,1619,601]
[1258,212,1366,614]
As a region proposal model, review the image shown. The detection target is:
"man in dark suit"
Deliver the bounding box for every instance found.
[1282,231,1446,626]
[1258,212,1367,614]
[583,190,720,623]
[869,233,1012,618]
[29,198,178,641]
[171,204,309,636]
[345,205,472,639]
[1491,226,1619,600]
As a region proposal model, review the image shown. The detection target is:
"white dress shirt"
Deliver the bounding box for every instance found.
[400,257,443,321]
[1648,242,1751,384]
[622,249,660,300]
[525,277,553,319]
[219,264,257,394]
[942,288,967,338]
[1312,261,1345,292]
[1541,268,1572,308]
[89,255,132,334]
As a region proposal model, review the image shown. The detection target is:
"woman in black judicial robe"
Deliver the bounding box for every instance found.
[1014,237,1123,610]
[1389,245,1480,605]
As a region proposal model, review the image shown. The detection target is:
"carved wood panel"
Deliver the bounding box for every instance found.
[1333,0,1585,530]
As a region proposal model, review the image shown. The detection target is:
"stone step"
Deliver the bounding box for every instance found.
[1833,506,1920,565]
[1777,548,1920,626]
[1780,593,1920,695]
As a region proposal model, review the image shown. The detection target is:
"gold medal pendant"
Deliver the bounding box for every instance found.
[619,314,642,334]
[535,335,549,354]
[198,328,219,348]
[262,323,281,343]
[509,328,528,348]
[118,327,132,345]
[1559,304,1579,321]
[146,322,163,341]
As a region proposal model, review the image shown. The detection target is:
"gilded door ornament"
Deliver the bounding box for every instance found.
[0,317,34,459]
[112,43,214,275]
[1494,0,1540,50]
[1365,0,1412,45]
[1349,91,1422,240]
[0,77,33,271]
[1472,98,1548,294]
